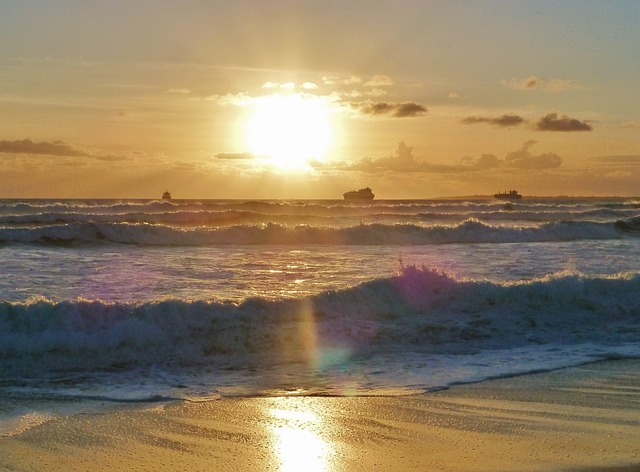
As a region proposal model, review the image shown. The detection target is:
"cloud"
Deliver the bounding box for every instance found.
[206,92,251,105]
[322,75,339,85]
[620,121,640,129]
[460,142,562,170]
[448,92,461,99]
[317,140,563,174]
[215,152,255,160]
[605,170,632,178]
[535,112,592,131]
[0,138,89,157]
[343,142,437,172]
[344,90,363,98]
[544,79,582,92]
[92,154,134,162]
[458,153,502,170]
[504,76,584,92]
[165,88,192,94]
[0,138,132,161]
[590,155,640,163]
[343,75,362,85]
[170,160,203,172]
[364,75,394,87]
[505,76,541,90]
[504,140,562,169]
[356,101,427,118]
[460,111,592,131]
[262,81,295,89]
[394,102,428,118]
[461,114,525,127]
[361,102,394,115]
[318,142,459,173]
[365,88,388,97]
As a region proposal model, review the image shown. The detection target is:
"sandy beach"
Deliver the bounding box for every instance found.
[1,359,638,472]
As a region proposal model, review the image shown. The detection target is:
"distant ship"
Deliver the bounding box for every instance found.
[343,187,375,200]
[494,189,522,200]
[162,190,172,200]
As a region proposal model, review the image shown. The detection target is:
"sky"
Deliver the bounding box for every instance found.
[1,0,639,199]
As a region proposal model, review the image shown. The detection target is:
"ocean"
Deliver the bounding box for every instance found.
[1,197,640,436]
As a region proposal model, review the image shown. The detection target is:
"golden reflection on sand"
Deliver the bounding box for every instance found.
[268,400,334,472]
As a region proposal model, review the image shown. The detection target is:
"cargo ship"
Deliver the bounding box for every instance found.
[494,189,522,200]
[343,187,375,200]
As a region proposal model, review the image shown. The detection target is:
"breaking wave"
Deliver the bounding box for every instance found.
[0,219,633,246]
[2,267,639,375]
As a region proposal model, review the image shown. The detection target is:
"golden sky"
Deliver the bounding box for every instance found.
[1,0,639,198]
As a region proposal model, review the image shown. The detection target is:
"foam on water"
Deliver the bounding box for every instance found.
[1,268,639,397]
[0,218,633,246]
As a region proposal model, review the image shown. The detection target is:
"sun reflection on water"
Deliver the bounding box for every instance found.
[269,404,333,472]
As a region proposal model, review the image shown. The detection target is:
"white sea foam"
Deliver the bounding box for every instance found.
[1,268,638,379]
[0,219,632,246]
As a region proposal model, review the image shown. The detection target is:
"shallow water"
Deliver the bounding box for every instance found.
[2,239,639,303]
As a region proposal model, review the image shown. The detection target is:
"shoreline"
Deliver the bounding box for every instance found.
[1,359,639,471]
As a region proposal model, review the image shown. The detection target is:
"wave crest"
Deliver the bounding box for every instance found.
[2,268,639,373]
[0,219,628,246]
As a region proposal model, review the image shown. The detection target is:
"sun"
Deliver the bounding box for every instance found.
[245,93,334,170]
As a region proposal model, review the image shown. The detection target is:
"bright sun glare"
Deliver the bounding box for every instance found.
[245,94,334,170]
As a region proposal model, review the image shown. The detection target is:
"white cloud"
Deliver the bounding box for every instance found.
[343,75,362,85]
[207,92,251,105]
[364,75,394,87]
[365,88,388,97]
[322,75,338,85]
[165,88,191,94]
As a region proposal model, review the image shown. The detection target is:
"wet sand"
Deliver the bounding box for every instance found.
[1,359,639,471]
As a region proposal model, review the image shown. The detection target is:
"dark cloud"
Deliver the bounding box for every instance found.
[0,138,133,161]
[504,76,583,92]
[360,102,394,115]
[215,152,255,160]
[461,114,525,127]
[503,76,541,90]
[356,102,427,118]
[460,112,591,131]
[521,76,540,89]
[535,113,592,131]
[0,138,89,157]
[393,102,428,118]
[92,154,133,162]
[504,140,562,169]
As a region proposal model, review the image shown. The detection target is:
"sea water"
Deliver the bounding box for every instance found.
[1,197,639,435]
